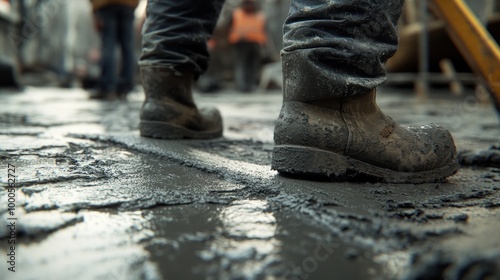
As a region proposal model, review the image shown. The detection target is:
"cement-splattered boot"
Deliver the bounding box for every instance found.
[139,66,223,139]
[272,89,459,183]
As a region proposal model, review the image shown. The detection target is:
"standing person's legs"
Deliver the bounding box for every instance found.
[272,0,459,183]
[117,5,136,98]
[139,0,225,139]
[96,6,118,97]
[235,42,261,92]
[234,42,247,92]
[245,42,261,92]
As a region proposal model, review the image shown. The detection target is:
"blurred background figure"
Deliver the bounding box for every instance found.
[89,0,139,100]
[228,0,267,93]
[0,0,21,88]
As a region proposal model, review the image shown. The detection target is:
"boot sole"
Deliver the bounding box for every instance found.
[272,145,459,184]
[140,121,222,139]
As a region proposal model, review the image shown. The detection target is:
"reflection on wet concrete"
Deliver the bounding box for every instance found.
[202,199,280,279]
[142,200,386,280]
[220,200,276,239]
[0,210,81,238]
[139,200,281,279]
[0,210,161,280]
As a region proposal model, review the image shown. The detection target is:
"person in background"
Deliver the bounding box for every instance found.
[228,0,267,92]
[138,0,459,183]
[89,0,139,100]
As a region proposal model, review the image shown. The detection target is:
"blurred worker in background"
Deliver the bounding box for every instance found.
[139,0,459,183]
[228,0,267,92]
[89,0,138,100]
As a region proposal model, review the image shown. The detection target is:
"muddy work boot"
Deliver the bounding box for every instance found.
[272,90,459,183]
[140,66,223,139]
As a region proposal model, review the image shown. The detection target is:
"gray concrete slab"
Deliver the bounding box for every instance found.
[0,86,499,280]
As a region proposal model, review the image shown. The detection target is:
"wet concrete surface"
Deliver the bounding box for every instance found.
[0,86,499,280]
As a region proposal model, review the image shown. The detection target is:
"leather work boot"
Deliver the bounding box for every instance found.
[272,90,459,183]
[139,66,223,139]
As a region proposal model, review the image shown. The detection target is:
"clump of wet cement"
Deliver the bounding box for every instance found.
[458,146,500,168]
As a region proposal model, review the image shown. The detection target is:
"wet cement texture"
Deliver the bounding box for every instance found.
[0,87,499,280]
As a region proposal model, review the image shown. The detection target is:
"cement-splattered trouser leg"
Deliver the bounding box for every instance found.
[139,0,225,78]
[282,0,404,100]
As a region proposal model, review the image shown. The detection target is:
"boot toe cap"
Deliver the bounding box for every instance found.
[407,124,458,170]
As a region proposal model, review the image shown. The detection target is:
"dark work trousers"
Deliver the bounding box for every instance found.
[97,4,136,95]
[140,0,403,96]
[233,41,261,92]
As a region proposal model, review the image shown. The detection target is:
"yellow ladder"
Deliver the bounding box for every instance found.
[431,0,500,114]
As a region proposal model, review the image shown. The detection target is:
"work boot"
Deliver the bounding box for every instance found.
[272,90,459,183]
[139,66,223,139]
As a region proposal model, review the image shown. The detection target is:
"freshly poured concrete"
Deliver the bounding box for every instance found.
[0,87,499,280]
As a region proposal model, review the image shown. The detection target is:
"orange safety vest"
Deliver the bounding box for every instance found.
[228,8,267,45]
